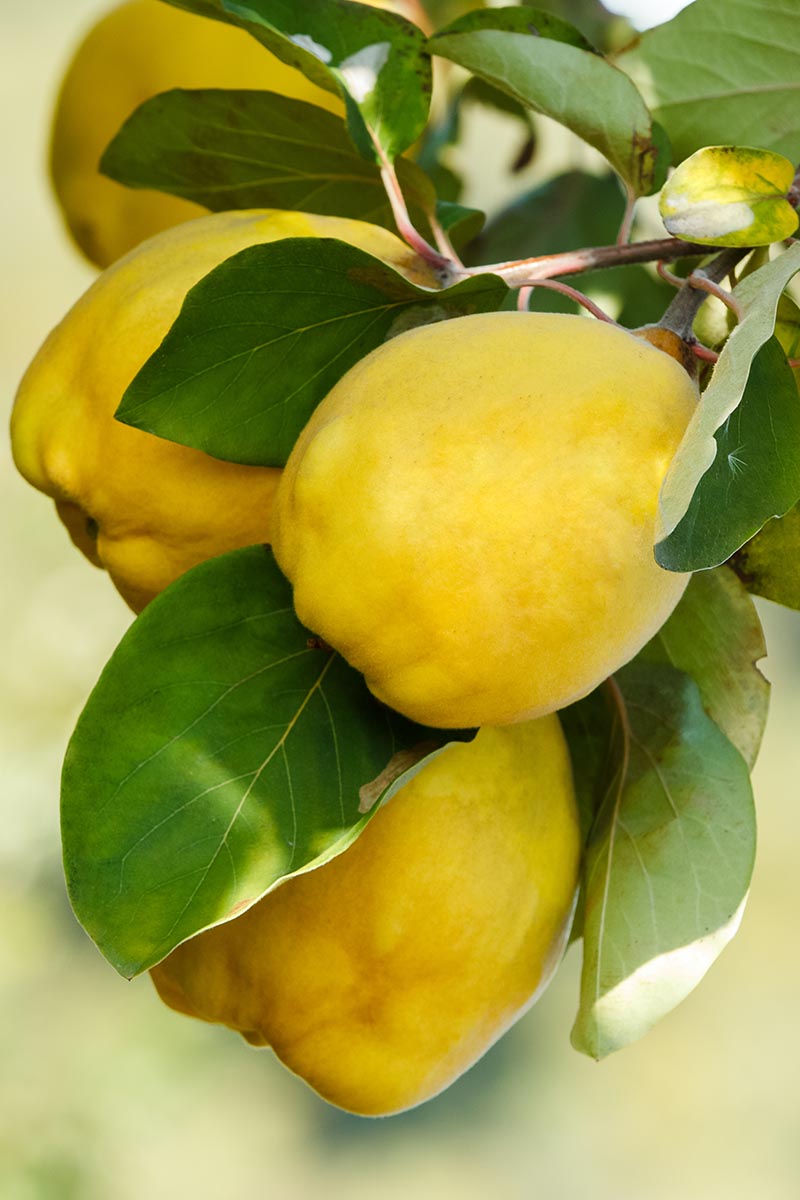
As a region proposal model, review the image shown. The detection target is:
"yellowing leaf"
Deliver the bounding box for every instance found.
[659,146,798,247]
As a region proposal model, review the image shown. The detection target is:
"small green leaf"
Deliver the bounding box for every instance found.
[656,338,800,572]
[101,88,435,231]
[638,567,769,770]
[430,7,669,195]
[62,547,468,978]
[659,146,798,247]
[218,0,433,160]
[731,505,800,611]
[572,661,755,1060]
[617,0,800,165]
[656,242,800,551]
[116,238,507,467]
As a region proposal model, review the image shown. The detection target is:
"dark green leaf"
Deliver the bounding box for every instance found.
[101,88,435,231]
[560,684,620,945]
[731,506,800,611]
[116,238,506,467]
[430,7,668,194]
[62,547,468,978]
[617,0,800,164]
[638,567,769,769]
[572,661,755,1059]
[561,685,619,844]
[460,74,537,127]
[208,0,433,160]
[656,338,800,572]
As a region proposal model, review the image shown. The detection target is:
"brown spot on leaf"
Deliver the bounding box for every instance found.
[306,636,333,652]
[358,741,439,813]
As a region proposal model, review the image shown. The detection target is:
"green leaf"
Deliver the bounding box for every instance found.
[100,88,435,231]
[617,0,800,164]
[656,338,800,572]
[656,242,800,551]
[116,238,507,467]
[572,661,755,1060]
[430,7,669,195]
[216,0,432,160]
[637,567,769,770]
[731,505,800,610]
[62,546,467,979]
[659,146,798,247]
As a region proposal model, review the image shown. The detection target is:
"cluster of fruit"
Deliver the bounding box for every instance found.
[11,0,700,1115]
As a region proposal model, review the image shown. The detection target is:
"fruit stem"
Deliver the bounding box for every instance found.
[687,273,744,322]
[371,130,454,274]
[428,211,464,267]
[518,279,621,324]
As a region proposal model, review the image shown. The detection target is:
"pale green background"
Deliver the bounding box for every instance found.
[2,3,799,1198]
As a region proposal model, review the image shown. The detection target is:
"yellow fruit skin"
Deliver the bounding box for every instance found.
[11,209,438,613]
[50,0,409,267]
[151,718,580,1117]
[272,311,698,728]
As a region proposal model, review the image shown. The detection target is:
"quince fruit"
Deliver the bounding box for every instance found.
[51,0,418,268]
[151,718,580,1116]
[11,208,438,613]
[271,311,697,728]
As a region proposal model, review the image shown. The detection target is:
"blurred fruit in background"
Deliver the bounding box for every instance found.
[49,0,426,268]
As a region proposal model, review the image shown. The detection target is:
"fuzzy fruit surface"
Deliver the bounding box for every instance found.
[151,719,580,1117]
[50,0,410,267]
[272,311,697,728]
[11,209,437,613]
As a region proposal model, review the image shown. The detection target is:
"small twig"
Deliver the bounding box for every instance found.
[463,236,718,288]
[517,286,533,312]
[656,260,684,289]
[616,185,637,246]
[691,343,720,363]
[517,279,620,324]
[657,248,748,342]
[688,272,744,321]
[369,130,451,272]
[427,212,464,268]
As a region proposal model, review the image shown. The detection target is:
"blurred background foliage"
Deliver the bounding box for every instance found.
[2,1,800,1197]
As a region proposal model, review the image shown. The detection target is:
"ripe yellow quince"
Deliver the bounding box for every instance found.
[151,718,580,1116]
[50,0,420,267]
[271,311,698,728]
[11,209,438,613]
